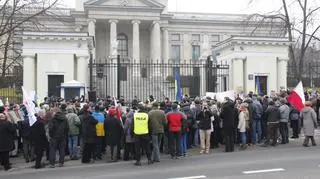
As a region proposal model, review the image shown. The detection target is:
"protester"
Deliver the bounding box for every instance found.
[81,105,98,163]
[238,103,249,150]
[220,98,236,152]
[48,103,69,168]
[66,106,81,160]
[0,113,15,171]
[92,105,106,160]
[301,101,317,147]
[289,106,300,138]
[279,98,290,144]
[148,102,167,162]
[263,101,280,147]
[197,103,213,154]
[104,107,123,162]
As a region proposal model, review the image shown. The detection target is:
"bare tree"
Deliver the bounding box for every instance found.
[0,0,59,87]
[246,0,320,80]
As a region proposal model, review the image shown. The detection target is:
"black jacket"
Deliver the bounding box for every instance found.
[30,119,48,148]
[81,114,98,144]
[0,120,16,152]
[220,102,236,133]
[265,105,280,123]
[49,111,69,140]
[198,110,213,130]
[104,116,123,145]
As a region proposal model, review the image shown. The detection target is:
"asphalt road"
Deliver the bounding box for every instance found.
[1,145,320,179]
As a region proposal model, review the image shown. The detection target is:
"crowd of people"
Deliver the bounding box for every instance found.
[0,91,319,171]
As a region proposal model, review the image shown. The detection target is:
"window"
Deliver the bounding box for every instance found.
[211,35,220,42]
[171,45,180,61]
[192,34,200,41]
[192,45,200,60]
[117,33,128,57]
[171,34,180,41]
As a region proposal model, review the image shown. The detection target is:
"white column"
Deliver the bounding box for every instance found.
[277,58,288,90]
[161,27,169,63]
[151,21,161,62]
[88,19,96,60]
[200,59,207,96]
[23,56,35,92]
[132,20,140,62]
[232,58,244,91]
[77,56,88,85]
[132,20,141,77]
[109,19,118,59]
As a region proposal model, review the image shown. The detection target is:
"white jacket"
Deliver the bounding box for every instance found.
[238,111,247,133]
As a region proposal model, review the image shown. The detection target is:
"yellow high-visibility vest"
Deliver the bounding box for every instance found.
[134,112,149,135]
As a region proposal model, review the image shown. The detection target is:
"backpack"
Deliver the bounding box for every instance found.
[183,108,195,128]
[290,112,300,121]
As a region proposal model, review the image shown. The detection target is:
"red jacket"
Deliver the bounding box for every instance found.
[166,110,186,132]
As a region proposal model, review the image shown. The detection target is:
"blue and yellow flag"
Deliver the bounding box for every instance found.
[175,68,182,101]
[255,76,261,96]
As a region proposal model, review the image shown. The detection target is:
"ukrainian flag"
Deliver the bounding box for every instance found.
[255,76,261,96]
[175,68,182,101]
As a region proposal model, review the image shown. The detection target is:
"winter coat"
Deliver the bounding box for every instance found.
[166,110,186,132]
[301,107,317,136]
[18,116,32,140]
[279,104,290,123]
[30,119,48,149]
[252,100,263,120]
[238,110,249,133]
[48,111,69,140]
[66,113,81,136]
[265,105,280,123]
[0,120,15,152]
[104,116,123,145]
[81,114,98,144]
[220,102,236,134]
[148,109,167,135]
[198,110,213,130]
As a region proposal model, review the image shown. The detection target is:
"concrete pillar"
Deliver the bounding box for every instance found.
[162,27,169,77]
[77,56,88,85]
[151,21,161,62]
[88,19,96,59]
[132,20,140,77]
[232,58,244,91]
[277,58,288,90]
[108,58,118,97]
[109,19,118,59]
[23,56,35,92]
[200,60,207,97]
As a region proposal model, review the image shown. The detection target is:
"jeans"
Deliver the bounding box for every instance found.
[151,134,163,162]
[169,131,181,157]
[291,120,300,138]
[0,152,10,170]
[199,129,211,152]
[194,128,199,147]
[180,134,187,155]
[135,136,151,162]
[82,143,95,163]
[252,119,262,144]
[49,138,66,165]
[95,137,105,159]
[68,135,78,158]
[240,132,246,145]
[23,139,35,162]
[279,122,289,143]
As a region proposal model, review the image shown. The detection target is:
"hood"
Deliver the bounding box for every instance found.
[54,111,66,121]
[302,107,313,113]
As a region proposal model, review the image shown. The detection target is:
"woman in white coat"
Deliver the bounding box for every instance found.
[238,103,249,150]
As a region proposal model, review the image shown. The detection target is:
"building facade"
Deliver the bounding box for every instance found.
[22,0,289,101]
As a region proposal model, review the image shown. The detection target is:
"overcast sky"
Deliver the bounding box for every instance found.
[63,0,283,14]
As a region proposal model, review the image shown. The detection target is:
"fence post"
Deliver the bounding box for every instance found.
[117,55,121,99]
[89,52,93,91]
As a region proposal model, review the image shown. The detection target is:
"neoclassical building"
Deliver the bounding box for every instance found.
[22,0,290,101]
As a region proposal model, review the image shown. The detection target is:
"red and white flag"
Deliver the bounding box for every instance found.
[288,81,305,111]
[113,97,123,124]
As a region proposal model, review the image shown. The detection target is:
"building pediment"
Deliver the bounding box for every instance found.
[84,0,164,9]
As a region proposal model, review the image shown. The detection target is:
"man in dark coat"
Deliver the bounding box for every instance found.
[81,105,98,163]
[48,103,69,168]
[0,113,15,171]
[220,99,236,152]
[30,116,48,169]
[104,107,123,162]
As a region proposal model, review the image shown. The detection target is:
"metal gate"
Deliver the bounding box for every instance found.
[89,56,229,101]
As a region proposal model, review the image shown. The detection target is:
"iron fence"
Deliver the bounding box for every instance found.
[287,61,320,88]
[89,58,229,101]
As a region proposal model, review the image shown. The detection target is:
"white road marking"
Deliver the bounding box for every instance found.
[168,175,207,179]
[243,168,285,174]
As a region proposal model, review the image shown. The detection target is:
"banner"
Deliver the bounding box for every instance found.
[22,87,37,126]
[206,90,236,102]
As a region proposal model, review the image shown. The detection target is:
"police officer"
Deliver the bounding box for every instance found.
[132,105,152,166]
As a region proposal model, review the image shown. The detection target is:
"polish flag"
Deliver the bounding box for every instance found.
[114,97,123,126]
[288,81,305,111]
